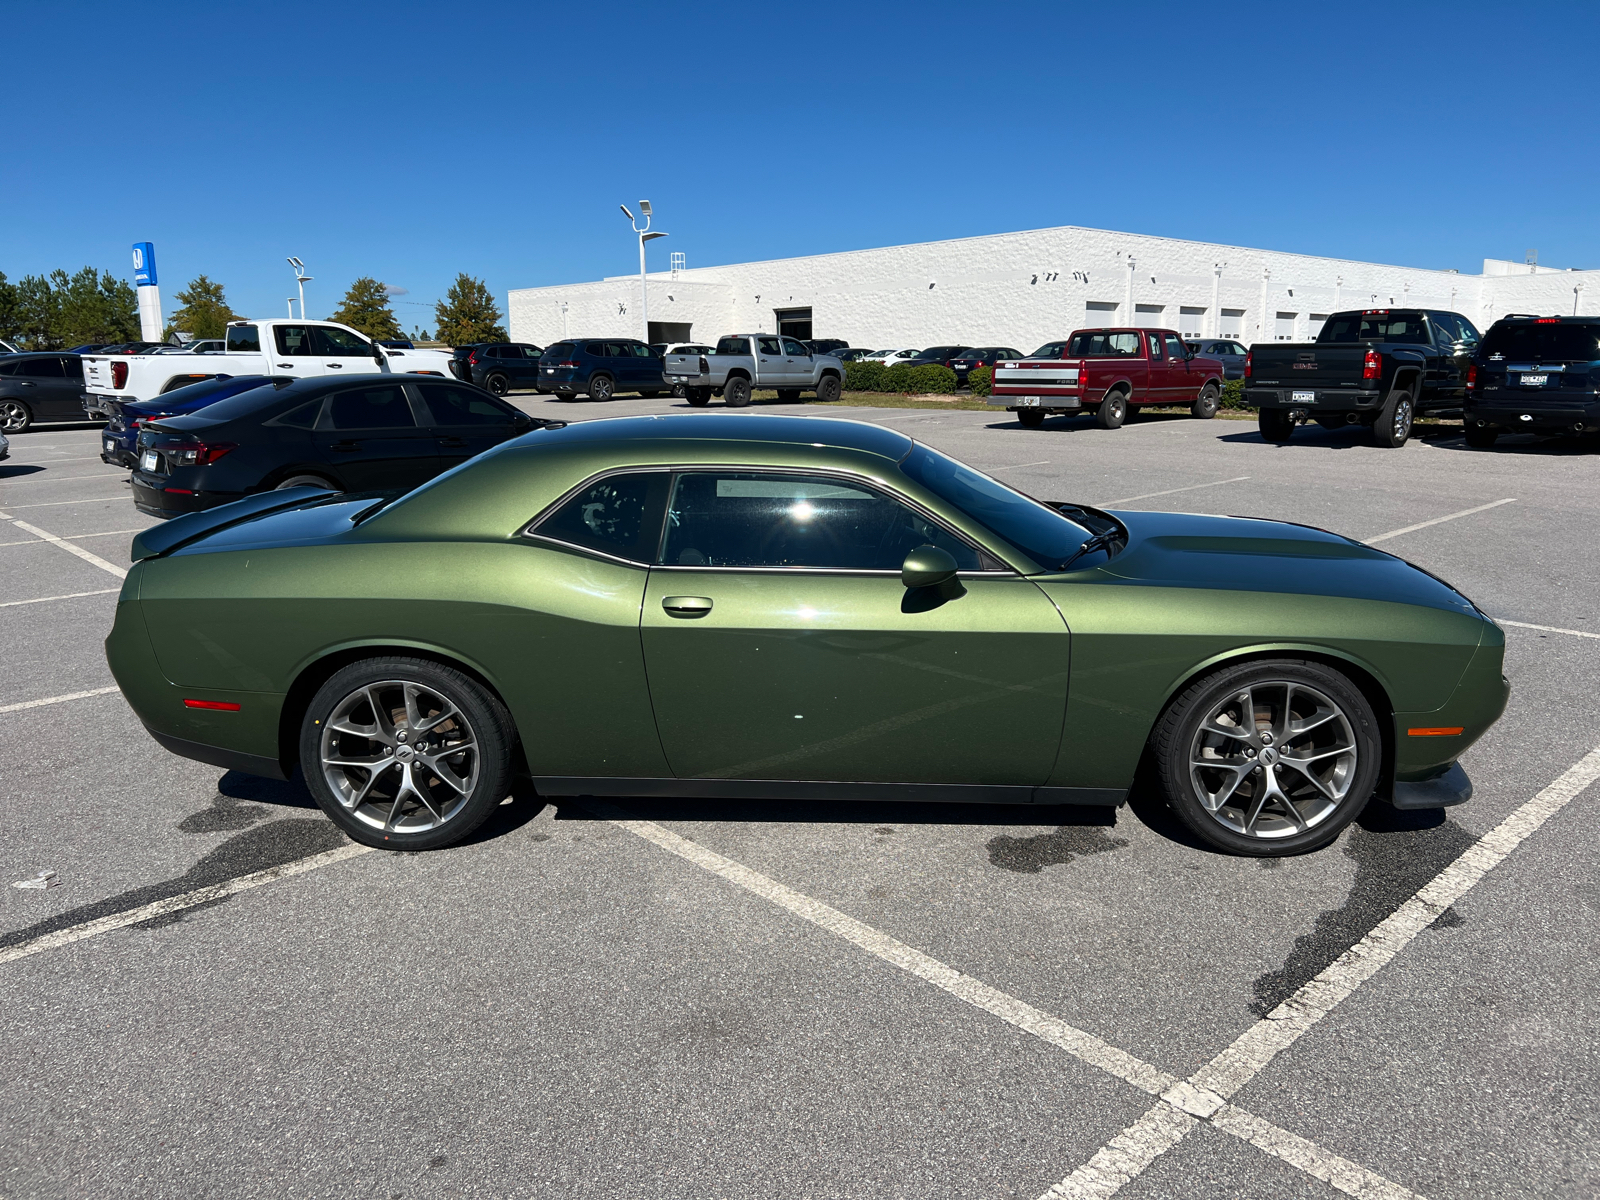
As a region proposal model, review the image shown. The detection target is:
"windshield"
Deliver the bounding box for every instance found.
[1318,313,1430,343]
[900,443,1092,571]
[1029,342,1067,359]
[1480,322,1600,362]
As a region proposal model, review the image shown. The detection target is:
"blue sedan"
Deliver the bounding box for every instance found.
[100,375,282,467]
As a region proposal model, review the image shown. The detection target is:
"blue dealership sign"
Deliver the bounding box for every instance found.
[132,242,157,287]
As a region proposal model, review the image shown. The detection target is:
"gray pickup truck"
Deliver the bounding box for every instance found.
[664,334,844,407]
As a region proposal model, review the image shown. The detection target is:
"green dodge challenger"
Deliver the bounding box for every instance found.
[107,414,1509,856]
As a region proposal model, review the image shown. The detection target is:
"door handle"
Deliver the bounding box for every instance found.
[439,437,469,448]
[327,363,343,369]
[331,441,361,451]
[661,595,713,617]
[277,363,294,368]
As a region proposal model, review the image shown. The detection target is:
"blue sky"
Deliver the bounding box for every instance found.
[5,0,1596,328]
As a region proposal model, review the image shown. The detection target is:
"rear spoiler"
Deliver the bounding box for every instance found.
[130,486,333,562]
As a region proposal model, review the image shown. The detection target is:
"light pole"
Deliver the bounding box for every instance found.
[620,202,668,343]
[287,257,313,320]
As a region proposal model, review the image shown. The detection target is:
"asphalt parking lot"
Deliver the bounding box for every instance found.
[3,397,1598,1200]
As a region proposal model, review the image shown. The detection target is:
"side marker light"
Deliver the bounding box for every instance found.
[1407,726,1464,737]
[184,699,242,711]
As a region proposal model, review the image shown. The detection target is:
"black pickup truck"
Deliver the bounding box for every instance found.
[1245,308,1481,448]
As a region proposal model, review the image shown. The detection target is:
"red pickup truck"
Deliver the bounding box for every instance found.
[987,327,1226,429]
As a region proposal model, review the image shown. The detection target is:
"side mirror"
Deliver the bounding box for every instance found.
[372,343,385,362]
[901,544,961,591]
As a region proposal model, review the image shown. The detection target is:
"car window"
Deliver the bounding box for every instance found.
[416,382,513,426]
[520,345,544,359]
[1479,322,1600,362]
[660,471,979,571]
[275,325,315,356]
[0,361,19,376]
[314,326,375,356]
[782,338,809,356]
[272,399,323,429]
[715,337,749,356]
[1430,313,1465,346]
[1318,313,1431,343]
[584,343,606,356]
[598,342,625,358]
[1146,333,1165,360]
[756,337,783,356]
[1164,334,1187,360]
[533,471,671,563]
[545,342,576,360]
[20,357,66,378]
[227,325,261,353]
[326,384,417,430]
[1030,342,1067,358]
[1455,317,1481,344]
[1066,332,1141,357]
[630,343,656,358]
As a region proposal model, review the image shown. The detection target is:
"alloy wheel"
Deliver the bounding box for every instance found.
[1187,680,1358,840]
[1393,397,1413,442]
[0,401,29,433]
[319,679,480,833]
[590,375,613,401]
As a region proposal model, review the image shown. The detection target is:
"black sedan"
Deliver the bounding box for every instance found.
[947,347,1026,386]
[0,353,96,433]
[130,374,550,519]
[902,345,972,370]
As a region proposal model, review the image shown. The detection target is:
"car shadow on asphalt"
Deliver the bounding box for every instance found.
[0,463,45,478]
[551,794,1119,829]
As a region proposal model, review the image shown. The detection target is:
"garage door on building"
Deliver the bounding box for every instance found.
[648,322,693,344]
[775,308,812,340]
[1135,303,1165,328]
[1179,306,1205,337]
[1275,311,1298,341]
[1086,301,1119,325]
[1220,308,1245,337]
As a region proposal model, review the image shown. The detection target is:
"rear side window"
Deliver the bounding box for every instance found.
[0,360,18,376]
[227,325,260,353]
[416,382,513,426]
[313,326,374,356]
[584,343,606,356]
[326,385,416,429]
[1480,322,1600,362]
[716,337,750,355]
[273,400,323,429]
[20,357,66,378]
[532,471,671,563]
[275,325,315,356]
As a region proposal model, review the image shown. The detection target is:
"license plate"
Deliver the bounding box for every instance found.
[1520,374,1548,386]
[141,451,158,472]
[104,438,116,452]
[1016,396,1041,406]
[1291,390,1316,403]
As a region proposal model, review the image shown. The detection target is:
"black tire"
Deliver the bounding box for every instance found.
[724,377,752,407]
[685,387,712,407]
[639,390,662,399]
[1259,408,1295,442]
[671,380,688,399]
[775,388,801,403]
[554,390,577,402]
[484,373,510,396]
[1095,390,1128,429]
[1151,658,1381,857]
[0,400,32,434]
[1373,390,1414,448]
[300,656,516,851]
[587,374,614,402]
[1464,424,1498,448]
[1016,408,1046,429]
[276,474,337,491]
[1191,382,1220,420]
[815,375,841,404]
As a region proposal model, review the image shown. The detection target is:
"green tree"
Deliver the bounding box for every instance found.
[5,267,138,349]
[13,272,63,349]
[165,274,239,340]
[0,272,19,343]
[433,273,507,346]
[328,277,403,340]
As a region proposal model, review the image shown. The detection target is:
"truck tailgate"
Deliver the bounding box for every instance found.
[82,355,115,394]
[1248,344,1368,390]
[664,353,705,377]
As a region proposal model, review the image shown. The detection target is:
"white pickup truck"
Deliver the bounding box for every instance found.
[80,319,456,416]
[663,333,844,407]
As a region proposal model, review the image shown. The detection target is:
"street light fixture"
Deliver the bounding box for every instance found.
[287,257,313,320]
[621,202,667,343]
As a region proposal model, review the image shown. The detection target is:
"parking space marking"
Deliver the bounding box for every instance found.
[600,807,1419,1200]
[1498,619,1600,641]
[1364,498,1516,544]
[0,589,119,609]
[1049,743,1600,1198]
[0,685,122,714]
[0,844,374,967]
[0,517,127,578]
[0,495,131,510]
[1100,473,1248,508]
[0,528,147,549]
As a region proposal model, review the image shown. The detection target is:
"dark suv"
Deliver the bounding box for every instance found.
[537,339,667,401]
[1466,315,1600,447]
[465,342,545,395]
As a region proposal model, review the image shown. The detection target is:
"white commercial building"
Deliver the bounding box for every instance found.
[508,224,1596,352]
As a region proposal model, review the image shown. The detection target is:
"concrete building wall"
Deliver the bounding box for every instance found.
[507,224,1599,351]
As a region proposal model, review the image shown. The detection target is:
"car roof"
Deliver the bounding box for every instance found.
[521,413,912,460]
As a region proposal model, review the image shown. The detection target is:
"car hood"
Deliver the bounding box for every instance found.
[1093,510,1481,615]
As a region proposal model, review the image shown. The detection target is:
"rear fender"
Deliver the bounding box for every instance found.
[130,486,333,561]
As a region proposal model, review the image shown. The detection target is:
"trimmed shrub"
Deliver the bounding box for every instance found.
[843,360,957,395]
[1220,378,1249,410]
[968,366,994,397]
[844,360,887,392]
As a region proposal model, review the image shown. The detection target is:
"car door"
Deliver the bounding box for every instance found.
[781,337,814,387]
[412,380,524,470]
[16,356,81,420]
[269,324,324,382]
[1140,331,1170,404]
[313,381,440,490]
[754,336,788,387]
[1428,313,1470,400]
[514,344,542,387]
[639,469,1071,786]
[313,325,381,376]
[629,341,665,392]
[1163,332,1199,401]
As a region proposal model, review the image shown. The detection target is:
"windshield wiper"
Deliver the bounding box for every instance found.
[1058,529,1123,572]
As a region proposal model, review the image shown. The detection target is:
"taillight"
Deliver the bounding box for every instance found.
[1077,361,1089,390]
[1466,365,1477,391]
[698,356,709,373]
[468,350,481,363]
[556,360,578,369]
[1362,349,1381,381]
[163,440,237,467]
[112,361,128,388]
[1536,317,1560,324]
[1243,351,1252,379]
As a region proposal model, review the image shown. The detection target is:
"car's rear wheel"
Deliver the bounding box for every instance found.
[484,373,510,396]
[671,380,688,399]
[775,388,801,403]
[638,389,662,399]
[1373,390,1414,448]
[554,390,576,402]
[300,657,515,851]
[815,376,841,404]
[587,375,614,402]
[1259,408,1295,442]
[276,474,337,490]
[1464,424,1498,448]
[0,400,32,433]
[1095,390,1127,429]
[1191,382,1220,420]
[1152,658,1380,856]
[724,377,752,407]
[1017,408,1045,429]
[685,387,712,407]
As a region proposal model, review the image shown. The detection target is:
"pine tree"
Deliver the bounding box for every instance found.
[433,273,507,346]
[0,271,19,343]
[329,277,403,340]
[166,274,239,340]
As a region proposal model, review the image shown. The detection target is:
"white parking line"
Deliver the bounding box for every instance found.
[0,528,148,549]
[3,518,126,578]
[1498,619,1600,641]
[1098,476,1250,507]
[0,495,130,510]
[0,589,119,608]
[1047,743,1600,1198]
[0,685,122,714]
[1364,498,1516,544]
[0,470,128,485]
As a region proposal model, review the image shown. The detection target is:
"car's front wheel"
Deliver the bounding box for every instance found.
[300,657,515,851]
[1191,382,1220,420]
[815,376,841,404]
[484,373,510,396]
[1151,659,1380,856]
[0,400,32,433]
